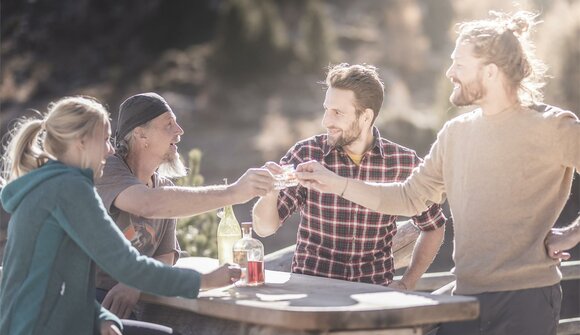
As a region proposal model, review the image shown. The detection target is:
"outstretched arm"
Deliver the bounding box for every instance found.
[101,253,175,318]
[115,168,274,219]
[295,160,436,217]
[295,160,380,208]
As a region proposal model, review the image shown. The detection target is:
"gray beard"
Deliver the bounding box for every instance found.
[157,154,187,179]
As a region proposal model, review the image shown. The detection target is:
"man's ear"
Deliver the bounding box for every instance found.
[363,108,374,124]
[485,63,499,80]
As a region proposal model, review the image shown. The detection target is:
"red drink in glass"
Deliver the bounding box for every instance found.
[246,260,265,285]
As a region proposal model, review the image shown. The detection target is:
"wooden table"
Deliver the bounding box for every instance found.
[138,258,479,335]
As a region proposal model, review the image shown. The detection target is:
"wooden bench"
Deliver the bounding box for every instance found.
[402,260,580,293]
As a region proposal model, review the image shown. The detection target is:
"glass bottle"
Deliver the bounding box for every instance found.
[217,205,241,265]
[232,222,265,286]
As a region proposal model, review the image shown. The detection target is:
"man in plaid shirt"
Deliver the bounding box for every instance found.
[253,63,446,289]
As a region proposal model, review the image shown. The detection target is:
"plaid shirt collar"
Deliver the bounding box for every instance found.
[322,127,386,159]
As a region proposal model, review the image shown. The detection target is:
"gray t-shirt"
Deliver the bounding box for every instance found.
[94,154,179,290]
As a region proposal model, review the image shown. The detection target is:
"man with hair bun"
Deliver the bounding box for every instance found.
[295,11,579,335]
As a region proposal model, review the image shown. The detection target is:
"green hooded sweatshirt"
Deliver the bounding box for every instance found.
[0,160,200,335]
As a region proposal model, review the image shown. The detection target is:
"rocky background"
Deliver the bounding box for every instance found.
[1,0,579,316]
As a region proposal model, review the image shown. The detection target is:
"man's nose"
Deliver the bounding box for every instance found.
[445,65,454,79]
[175,122,184,135]
[321,112,332,128]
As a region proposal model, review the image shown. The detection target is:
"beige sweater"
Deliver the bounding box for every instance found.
[378,105,580,294]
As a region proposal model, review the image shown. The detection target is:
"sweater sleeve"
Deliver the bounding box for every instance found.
[377,123,448,216]
[555,110,580,170]
[56,176,201,299]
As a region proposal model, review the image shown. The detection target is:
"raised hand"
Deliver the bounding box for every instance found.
[200,263,242,289]
[295,160,345,194]
[230,167,275,203]
[262,161,284,175]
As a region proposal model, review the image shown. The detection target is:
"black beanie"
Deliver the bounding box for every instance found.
[115,92,172,147]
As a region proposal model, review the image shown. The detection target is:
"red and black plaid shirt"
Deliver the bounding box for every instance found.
[277,128,446,286]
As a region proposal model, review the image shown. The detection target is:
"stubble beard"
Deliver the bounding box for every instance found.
[450,74,486,107]
[327,118,363,148]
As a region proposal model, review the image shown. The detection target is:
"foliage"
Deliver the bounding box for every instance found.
[0,1,220,106]
[174,149,219,258]
[296,0,337,71]
[210,0,292,80]
[537,0,580,116]
[420,0,454,52]
[560,26,580,116]
[209,0,339,82]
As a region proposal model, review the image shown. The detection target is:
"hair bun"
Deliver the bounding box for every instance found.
[506,11,535,37]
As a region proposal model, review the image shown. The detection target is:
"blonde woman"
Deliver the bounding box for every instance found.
[0,96,240,335]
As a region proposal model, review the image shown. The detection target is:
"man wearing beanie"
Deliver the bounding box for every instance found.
[94,92,274,319]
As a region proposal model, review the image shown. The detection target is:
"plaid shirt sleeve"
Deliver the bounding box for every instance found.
[411,203,446,231]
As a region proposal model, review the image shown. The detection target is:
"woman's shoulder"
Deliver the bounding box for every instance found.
[42,163,95,195]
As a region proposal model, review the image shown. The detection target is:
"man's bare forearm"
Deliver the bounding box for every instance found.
[399,226,445,290]
[115,184,241,219]
[114,167,274,219]
[252,193,282,237]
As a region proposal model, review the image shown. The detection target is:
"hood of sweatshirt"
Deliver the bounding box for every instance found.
[1,160,93,214]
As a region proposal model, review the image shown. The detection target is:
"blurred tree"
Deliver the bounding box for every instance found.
[537,0,580,116]
[433,69,459,128]
[419,0,454,52]
[0,0,219,108]
[210,0,293,81]
[531,0,556,12]
[559,25,580,116]
[295,0,337,72]
[175,149,219,258]
[141,1,220,52]
[380,0,429,86]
